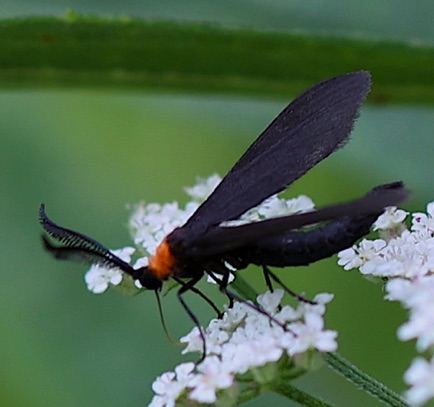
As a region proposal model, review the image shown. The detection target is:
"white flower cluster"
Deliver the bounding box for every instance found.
[83,174,315,294]
[150,290,337,406]
[338,203,434,406]
[84,247,135,294]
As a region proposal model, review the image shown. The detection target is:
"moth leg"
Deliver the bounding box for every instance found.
[187,285,222,317]
[263,266,315,305]
[206,263,234,308]
[262,265,274,293]
[173,276,207,364]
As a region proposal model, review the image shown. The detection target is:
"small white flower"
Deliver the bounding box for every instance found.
[398,311,434,351]
[225,337,284,373]
[150,363,195,407]
[294,293,334,318]
[219,342,254,374]
[223,193,315,227]
[220,301,249,327]
[386,276,434,351]
[113,247,135,262]
[275,303,303,323]
[150,372,176,407]
[384,278,413,302]
[255,195,314,219]
[285,195,316,214]
[180,327,204,355]
[338,239,386,271]
[374,207,408,230]
[412,202,434,234]
[337,247,363,270]
[404,357,434,407]
[188,356,233,403]
[84,247,135,293]
[257,289,284,314]
[289,311,338,354]
[388,275,434,309]
[84,266,122,294]
[313,292,334,306]
[184,174,222,201]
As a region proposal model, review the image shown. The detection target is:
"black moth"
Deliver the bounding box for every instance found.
[40,71,407,350]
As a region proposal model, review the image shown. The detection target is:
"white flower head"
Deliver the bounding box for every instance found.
[157,289,337,405]
[338,199,434,405]
[84,247,135,293]
[181,290,335,370]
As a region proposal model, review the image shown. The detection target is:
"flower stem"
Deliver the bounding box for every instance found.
[324,352,409,407]
[271,382,337,407]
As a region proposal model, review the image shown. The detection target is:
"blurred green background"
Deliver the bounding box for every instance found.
[1,2,434,406]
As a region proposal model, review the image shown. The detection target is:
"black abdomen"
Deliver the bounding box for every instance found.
[242,212,379,267]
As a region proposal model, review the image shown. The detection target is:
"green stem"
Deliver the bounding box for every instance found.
[235,379,336,406]
[324,352,409,407]
[271,382,337,407]
[0,14,433,103]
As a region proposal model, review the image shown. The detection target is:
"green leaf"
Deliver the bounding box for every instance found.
[0,15,433,103]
